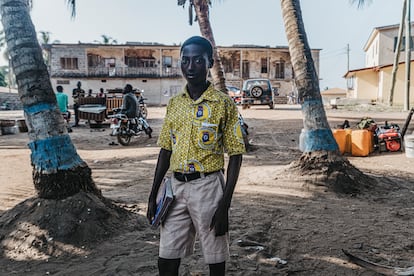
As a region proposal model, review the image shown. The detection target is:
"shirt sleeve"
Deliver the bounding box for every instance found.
[223,99,246,156]
[157,101,173,151]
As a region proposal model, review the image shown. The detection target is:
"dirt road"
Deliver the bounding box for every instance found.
[0,105,413,275]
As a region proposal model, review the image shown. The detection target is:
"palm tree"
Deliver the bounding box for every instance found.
[280,0,373,193]
[94,34,118,45]
[178,0,227,92]
[38,30,61,45]
[38,31,60,65]
[0,0,100,199]
[38,31,51,45]
[0,30,10,88]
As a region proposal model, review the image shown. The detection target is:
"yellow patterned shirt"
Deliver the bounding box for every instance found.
[158,84,246,173]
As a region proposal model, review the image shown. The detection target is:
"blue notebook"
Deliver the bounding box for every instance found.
[151,177,174,229]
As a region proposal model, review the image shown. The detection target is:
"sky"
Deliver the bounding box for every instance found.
[23,0,409,90]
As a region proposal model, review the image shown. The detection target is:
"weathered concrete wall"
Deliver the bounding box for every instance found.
[50,47,88,75]
[0,92,22,110]
[46,43,321,105]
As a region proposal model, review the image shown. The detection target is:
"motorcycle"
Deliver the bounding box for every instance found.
[138,97,148,119]
[136,90,148,119]
[109,108,152,146]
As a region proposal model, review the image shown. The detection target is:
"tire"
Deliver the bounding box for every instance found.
[250,86,263,98]
[141,106,148,119]
[117,126,131,146]
[269,103,274,109]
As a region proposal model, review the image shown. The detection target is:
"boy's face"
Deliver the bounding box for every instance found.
[180,44,211,86]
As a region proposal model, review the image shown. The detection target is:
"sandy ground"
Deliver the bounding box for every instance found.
[0,104,413,275]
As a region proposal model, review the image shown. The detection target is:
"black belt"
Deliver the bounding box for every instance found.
[174,171,219,182]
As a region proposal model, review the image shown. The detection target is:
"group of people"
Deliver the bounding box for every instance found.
[54,36,246,275]
[54,81,89,127]
[55,82,114,127]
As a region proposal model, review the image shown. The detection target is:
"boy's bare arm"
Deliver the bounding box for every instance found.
[210,154,243,236]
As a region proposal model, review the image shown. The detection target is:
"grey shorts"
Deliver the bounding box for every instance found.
[159,171,229,264]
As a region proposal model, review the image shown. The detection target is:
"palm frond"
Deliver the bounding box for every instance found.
[66,0,76,18]
[189,1,193,25]
[349,0,372,9]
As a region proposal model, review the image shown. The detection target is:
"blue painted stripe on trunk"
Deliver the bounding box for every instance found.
[301,99,323,109]
[28,135,84,172]
[24,103,56,114]
[300,99,337,152]
[301,129,338,152]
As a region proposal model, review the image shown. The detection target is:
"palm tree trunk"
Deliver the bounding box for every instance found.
[279,0,374,194]
[193,0,227,93]
[280,0,337,153]
[0,0,100,199]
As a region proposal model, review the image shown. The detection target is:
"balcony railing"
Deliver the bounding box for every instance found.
[50,66,182,78]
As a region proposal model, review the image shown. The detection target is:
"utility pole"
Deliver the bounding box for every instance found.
[346,44,350,97]
[389,0,406,106]
[347,43,350,72]
[404,0,411,111]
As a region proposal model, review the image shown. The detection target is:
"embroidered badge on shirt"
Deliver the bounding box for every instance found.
[193,103,210,121]
[183,159,204,173]
[198,127,217,149]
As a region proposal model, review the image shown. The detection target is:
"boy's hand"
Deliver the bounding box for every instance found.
[146,196,157,224]
[210,203,229,236]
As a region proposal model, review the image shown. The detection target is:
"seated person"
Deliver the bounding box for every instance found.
[55,85,70,119]
[120,84,138,118]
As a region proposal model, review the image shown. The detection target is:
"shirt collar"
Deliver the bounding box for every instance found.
[181,82,221,104]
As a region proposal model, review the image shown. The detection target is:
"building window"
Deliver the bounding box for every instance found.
[56,80,70,85]
[261,58,268,74]
[125,57,155,68]
[242,60,249,78]
[221,57,234,74]
[125,56,138,67]
[347,76,354,90]
[60,57,78,70]
[163,56,172,68]
[275,60,285,79]
[141,58,155,68]
[105,58,116,68]
[87,54,101,67]
[394,36,414,52]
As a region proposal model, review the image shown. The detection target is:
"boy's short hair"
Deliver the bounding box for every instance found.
[180,36,213,60]
[56,85,63,92]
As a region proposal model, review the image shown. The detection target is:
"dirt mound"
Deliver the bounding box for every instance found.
[0,192,144,260]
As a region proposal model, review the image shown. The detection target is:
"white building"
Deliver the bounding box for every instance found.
[345,23,414,107]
